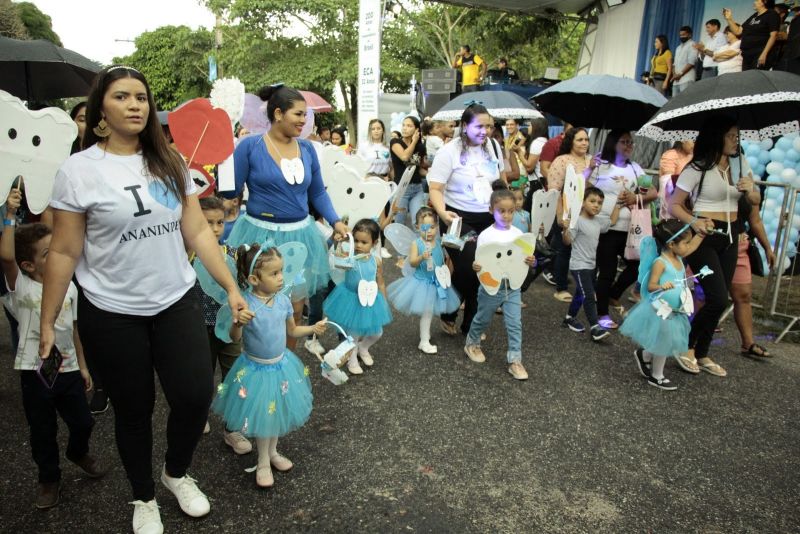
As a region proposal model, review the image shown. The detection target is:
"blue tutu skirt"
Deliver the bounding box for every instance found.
[323,285,392,337]
[387,276,460,316]
[226,214,330,298]
[620,300,690,358]
[211,350,312,439]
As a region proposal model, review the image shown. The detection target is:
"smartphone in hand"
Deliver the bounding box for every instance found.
[36,345,64,389]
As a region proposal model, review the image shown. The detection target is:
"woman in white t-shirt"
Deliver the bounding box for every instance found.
[589,130,657,329]
[356,118,392,179]
[670,115,759,378]
[40,66,246,534]
[713,26,743,75]
[428,103,505,335]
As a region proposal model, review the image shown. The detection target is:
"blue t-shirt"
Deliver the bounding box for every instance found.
[227,136,339,224]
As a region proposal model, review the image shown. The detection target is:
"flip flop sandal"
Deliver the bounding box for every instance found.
[742,343,771,358]
[676,354,701,374]
[699,361,727,377]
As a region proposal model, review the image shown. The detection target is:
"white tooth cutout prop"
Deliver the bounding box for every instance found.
[319,145,369,187]
[327,166,392,224]
[563,164,585,230]
[0,90,77,214]
[474,233,536,296]
[434,264,451,288]
[357,280,379,307]
[530,189,559,235]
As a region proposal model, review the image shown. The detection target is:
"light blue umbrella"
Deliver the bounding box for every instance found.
[431,90,543,121]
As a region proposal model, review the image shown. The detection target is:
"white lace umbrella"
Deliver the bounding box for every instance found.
[431,90,543,121]
[638,70,800,141]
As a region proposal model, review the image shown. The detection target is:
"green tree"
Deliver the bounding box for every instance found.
[113,25,214,111]
[0,0,28,39]
[15,2,61,45]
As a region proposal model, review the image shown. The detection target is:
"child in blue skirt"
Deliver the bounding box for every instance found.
[212,244,328,488]
[324,219,392,375]
[388,207,460,354]
[621,220,705,390]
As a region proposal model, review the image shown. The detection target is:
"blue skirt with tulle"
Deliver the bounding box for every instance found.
[620,300,690,358]
[387,275,460,316]
[211,350,312,439]
[323,285,392,337]
[226,214,330,298]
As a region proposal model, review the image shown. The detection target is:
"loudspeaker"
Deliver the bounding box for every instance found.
[424,93,452,117]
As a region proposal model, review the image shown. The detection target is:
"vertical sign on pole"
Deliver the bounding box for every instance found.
[357,0,382,145]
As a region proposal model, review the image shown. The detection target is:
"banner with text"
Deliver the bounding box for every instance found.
[358,0,382,145]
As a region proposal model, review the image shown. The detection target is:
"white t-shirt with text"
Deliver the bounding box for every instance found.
[427,139,505,213]
[50,145,198,316]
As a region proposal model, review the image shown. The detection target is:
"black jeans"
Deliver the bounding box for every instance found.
[568,269,599,327]
[549,220,571,292]
[20,370,94,483]
[595,230,639,316]
[78,290,213,501]
[686,220,740,359]
[440,207,494,334]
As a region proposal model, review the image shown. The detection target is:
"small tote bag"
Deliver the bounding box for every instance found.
[625,195,652,260]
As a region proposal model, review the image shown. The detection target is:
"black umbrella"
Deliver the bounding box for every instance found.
[638,70,800,141]
[0,36,102,101]
[532,74,667,130]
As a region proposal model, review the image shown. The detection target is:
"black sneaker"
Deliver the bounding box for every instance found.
[542,271,557,286]
[647,376,678,391]
[89,389,109,415]
[590,325,610,341]
[562,316,585,333]
[633,349,650,378]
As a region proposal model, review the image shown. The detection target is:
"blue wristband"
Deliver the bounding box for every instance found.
[3,218,15,227]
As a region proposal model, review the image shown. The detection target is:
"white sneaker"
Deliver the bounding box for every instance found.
[380,247,392,259]
[304,338,325,356]
[160,468,210,518]
[223,430,253,455]
[131,499,163,534]
[418,341,438,354]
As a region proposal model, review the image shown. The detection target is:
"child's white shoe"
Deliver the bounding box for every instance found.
[131,499,163,534]
[418,341,438,354]
[270,453,293,472]
[358,350,374,367]
[256,464,274,488]
[348,361,364,374]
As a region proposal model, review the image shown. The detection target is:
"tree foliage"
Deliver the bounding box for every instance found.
[113,25,215,111]
[0,0,29,40]
[15,2,61,45]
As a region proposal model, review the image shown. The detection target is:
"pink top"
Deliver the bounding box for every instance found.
[659,149,692,177]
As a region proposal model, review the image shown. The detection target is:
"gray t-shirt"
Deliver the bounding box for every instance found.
[568,215,610,270]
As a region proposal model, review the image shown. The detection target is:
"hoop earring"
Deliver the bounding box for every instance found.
[93,118,111,138]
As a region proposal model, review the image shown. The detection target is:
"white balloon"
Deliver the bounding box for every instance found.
[782,168,798,182]
[766,162,784,176]
[794,137,800,152]
[776,137,793,151]
[765,198,777,211]
[782,257,791,272]
[760,139,774,150]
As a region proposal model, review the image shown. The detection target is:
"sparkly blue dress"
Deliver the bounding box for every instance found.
[620,257,691,357]
[512,210,531,233]
[387,238,460,316]
[212,292,312,438]
[323,255,392,337]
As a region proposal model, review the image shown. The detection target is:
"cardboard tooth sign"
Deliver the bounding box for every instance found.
[530,189,559,235]
[0,90,77,214]
[475,233,536,296]
[327,166,392,224]
[562,164,585,230]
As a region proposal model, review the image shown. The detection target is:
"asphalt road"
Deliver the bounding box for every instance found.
[1,265,798,533]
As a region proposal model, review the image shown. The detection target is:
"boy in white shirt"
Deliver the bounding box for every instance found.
[0,187,105,509]
[464,185,535,380]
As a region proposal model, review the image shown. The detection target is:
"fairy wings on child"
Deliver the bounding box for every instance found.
[195,241,308,342]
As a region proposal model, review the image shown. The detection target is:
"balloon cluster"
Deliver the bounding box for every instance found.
[742,133,800,273]
[389,112,405,136]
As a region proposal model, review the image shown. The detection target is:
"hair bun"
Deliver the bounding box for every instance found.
[258,86,275,102]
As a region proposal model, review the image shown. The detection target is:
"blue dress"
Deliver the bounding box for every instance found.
[323,255,392,337]
[387,238,460,316]
[212,292,312,438]
[512,210,531,233]
[620,257,691,358]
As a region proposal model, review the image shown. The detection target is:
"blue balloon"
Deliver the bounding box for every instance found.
[760,139,774,150]
[785,149,800,163]
[770,148,786,162]
[754,164,766,176]
[776,137,793,151]
[745,143,760,156]
[758,150,772,164]
[747,156,759,169]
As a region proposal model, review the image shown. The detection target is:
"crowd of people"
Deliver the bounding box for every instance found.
[2,28,787,530]
[646,2,800,96]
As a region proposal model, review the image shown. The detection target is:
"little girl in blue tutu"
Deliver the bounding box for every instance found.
[387,207,460,354]
[620,220,705,390]
[212,244,328,488]
[324,219,392,375]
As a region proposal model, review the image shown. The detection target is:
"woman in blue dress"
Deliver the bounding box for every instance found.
[224,85,348,349]
[621,220,705,390]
